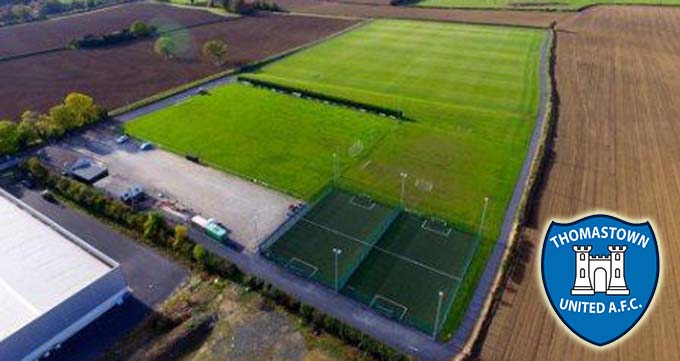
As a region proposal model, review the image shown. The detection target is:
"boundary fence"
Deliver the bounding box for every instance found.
[258,183,333,253]
[336,203,403,289]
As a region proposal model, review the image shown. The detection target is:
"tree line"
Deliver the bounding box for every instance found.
[0,93,106,156]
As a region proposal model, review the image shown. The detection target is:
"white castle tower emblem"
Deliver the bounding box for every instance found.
[571,245,630,295]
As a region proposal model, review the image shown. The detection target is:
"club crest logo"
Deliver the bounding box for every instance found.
[541,214,659,346]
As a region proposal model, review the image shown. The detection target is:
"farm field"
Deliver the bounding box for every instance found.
[478,6,680,361]
[0,10,359,120]
[416,0,680,10]
[275,0,567,27]
[124,84,397,198]
[416,0,680,11]
[0,2,223,58]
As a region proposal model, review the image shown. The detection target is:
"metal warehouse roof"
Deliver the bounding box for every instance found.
[0,193,114,342]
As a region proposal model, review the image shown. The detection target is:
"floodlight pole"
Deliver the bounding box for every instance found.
[333,153,339,186]
[333,248,342,293]
[433,290,444,340]
[400,172,408,205]
[478,197,489,240]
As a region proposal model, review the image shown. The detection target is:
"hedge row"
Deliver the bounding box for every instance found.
[239,76,407,120]
[69,21,155,49]
[23,158,406,361]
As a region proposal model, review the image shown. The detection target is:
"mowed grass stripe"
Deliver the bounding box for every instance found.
[247,74,534,144]
[255,57,533,109]
[125,84,398,198]
[246,21,543,137]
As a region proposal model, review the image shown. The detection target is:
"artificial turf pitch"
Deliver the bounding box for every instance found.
[263,189,400,288]
[344,212,478,334]
[264,189,479,335]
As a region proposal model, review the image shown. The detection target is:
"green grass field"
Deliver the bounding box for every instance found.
[414,0,680,10]
[243,19,544,241]
[242,19,546,337]
[124,84,397,198]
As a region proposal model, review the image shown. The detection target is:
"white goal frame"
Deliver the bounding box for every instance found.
[370,294,408,321]
[349,194,376,211]
[421,218,452,237]
[286,257,319,279]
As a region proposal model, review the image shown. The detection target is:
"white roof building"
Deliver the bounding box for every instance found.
[0,189,128,361]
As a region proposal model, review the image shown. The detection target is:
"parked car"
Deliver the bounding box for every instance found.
[116,135,129,144]
[139,142,153,151]
[20,178,35,189]
[40,190,57,203]
[120,185,144,203]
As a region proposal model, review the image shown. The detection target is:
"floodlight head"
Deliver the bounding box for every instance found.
[438,291,444,297]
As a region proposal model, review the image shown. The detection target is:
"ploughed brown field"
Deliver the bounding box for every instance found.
[0,9,358,120]
[479,6,680,360]
[0,2,224,58]
[276,0,566,27]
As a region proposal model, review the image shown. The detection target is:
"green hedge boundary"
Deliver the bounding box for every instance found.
[0,47,66,63]
[239,76,407,120]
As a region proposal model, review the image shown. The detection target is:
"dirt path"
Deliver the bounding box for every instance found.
[478,6,680,360]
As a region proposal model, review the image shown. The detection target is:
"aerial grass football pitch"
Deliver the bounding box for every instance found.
[124,84,397,198]
[242,20,545,241]
[127,19,546,337]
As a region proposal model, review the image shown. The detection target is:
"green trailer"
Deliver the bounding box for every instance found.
[205,222,228,242]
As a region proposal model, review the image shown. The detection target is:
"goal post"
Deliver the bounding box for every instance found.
[286,257,319,280]
[370,294,408,321]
